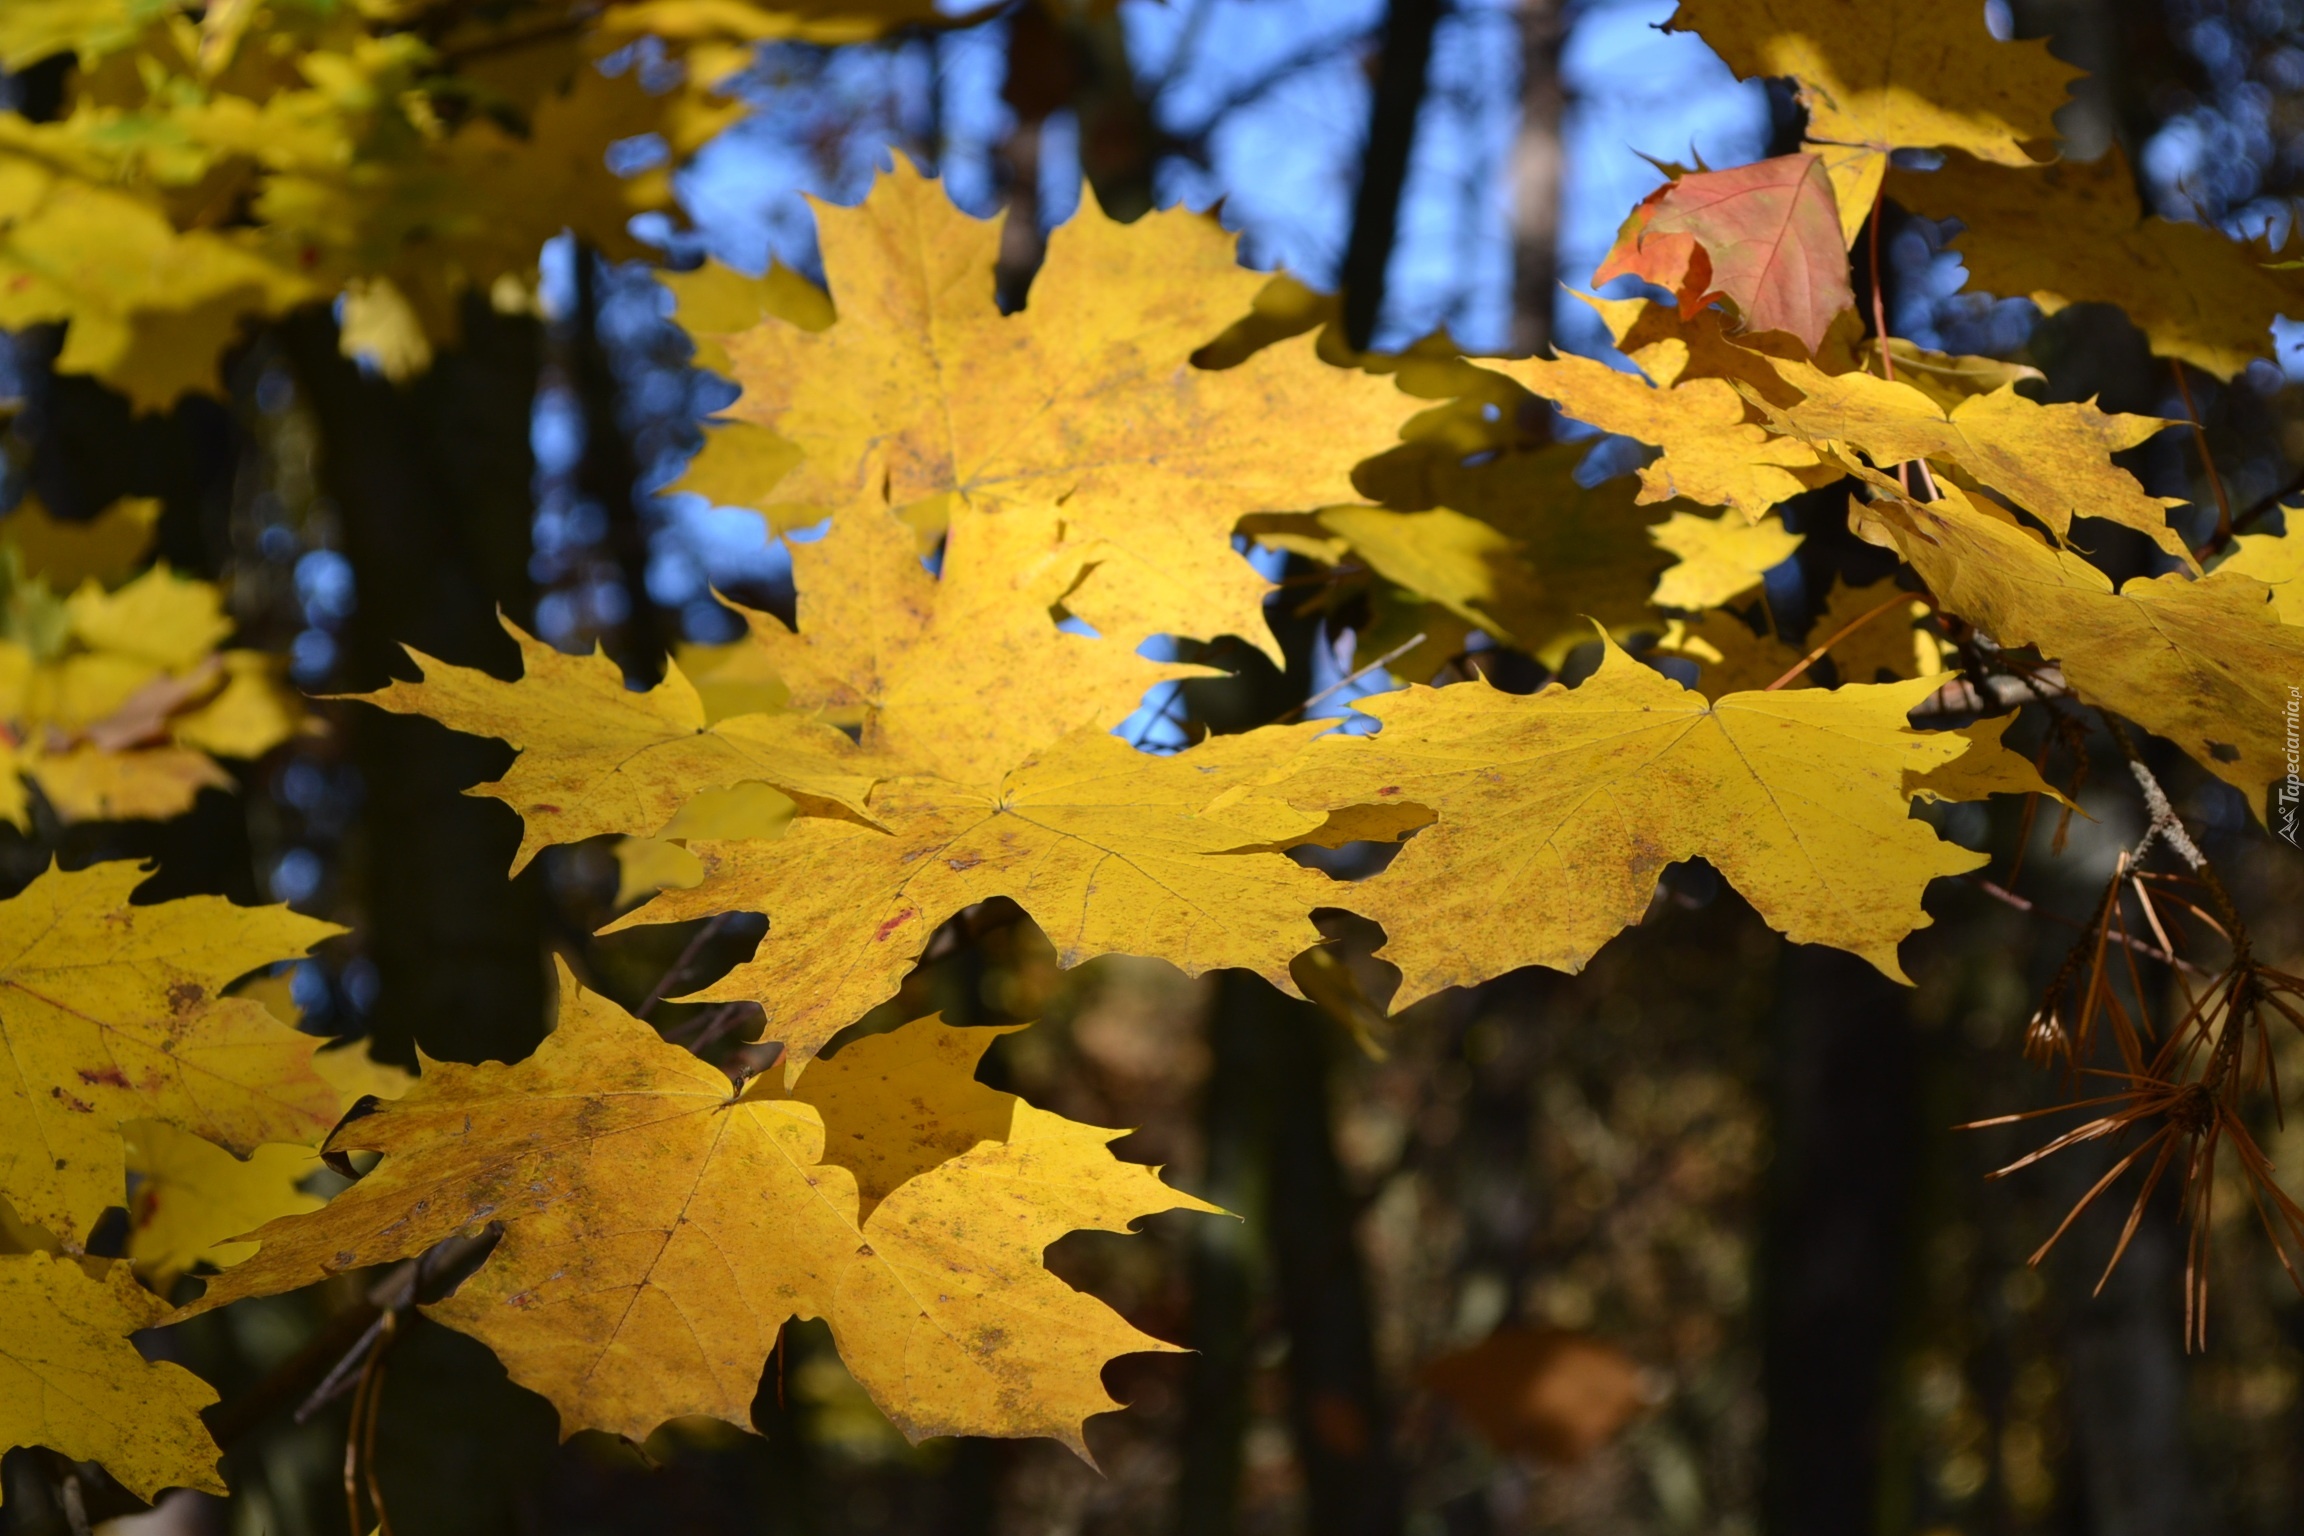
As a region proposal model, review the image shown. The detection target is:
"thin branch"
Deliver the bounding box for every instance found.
[638,912,731,1020]
[1966,876,2207,976]
[2171,359,2234,552]
[2218,461,2304,547]
[1764,594,1913,691]
[1864,189,1938,499]
[1280,632,1426,722]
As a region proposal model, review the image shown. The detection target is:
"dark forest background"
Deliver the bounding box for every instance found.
[7,0,2304,1531]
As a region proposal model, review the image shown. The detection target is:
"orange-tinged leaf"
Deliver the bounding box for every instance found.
[1669,0,2079,165]
[1888,149,2304,381]
[25,744,232,824]
[182,967,1219,1457]
[714,161,1424,655]
[1423,1328,1649,1463]
[0,861,343,1244]
[349,618,883,872]
[0,1251,224,1504]
[1257,640,1983,1006]
[1594,154,1853,353]
[610,727,1349,1078]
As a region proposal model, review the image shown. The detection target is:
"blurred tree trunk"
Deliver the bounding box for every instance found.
[1507,1,1566,357]
[995,2,1157,307]
[1177,972,1404,1536]
[1763,945,1921,1533]
[571,248,668,684]
[1341,0,1443,350]
[281,300,549,1068]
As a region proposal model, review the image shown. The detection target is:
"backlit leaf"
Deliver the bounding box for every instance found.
[1254,640,1982,1006]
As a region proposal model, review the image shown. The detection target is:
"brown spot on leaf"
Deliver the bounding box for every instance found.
[166,981,205,1014]
[49,1086,94,1113]
[873,909,916,942]
[76,1067,130,1089]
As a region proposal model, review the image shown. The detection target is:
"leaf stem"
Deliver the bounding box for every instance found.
[1865,189,1939,500]
[639,912,731,1020]
[2171,359,2234,552]
[1280,630,1427,721]
[1762,593,1912,691]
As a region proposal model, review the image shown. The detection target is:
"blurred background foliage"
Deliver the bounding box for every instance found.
[4,0,2304,1533]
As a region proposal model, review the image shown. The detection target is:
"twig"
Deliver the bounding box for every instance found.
[2219,462,2304,548]
[294,1230,499,1425]
[2171,359,2234,552]
[1764,594,1913,691]
[1865,190,1939,500]
[1966,876,2207,976]
[1280,632,1426,722]
[638,912,731,1019]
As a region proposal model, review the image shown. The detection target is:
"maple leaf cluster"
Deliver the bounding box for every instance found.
[0,0,947,409]
[10,0,2304,1513]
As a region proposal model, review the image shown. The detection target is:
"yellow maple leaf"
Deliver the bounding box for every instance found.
[1668,0,2077,166]
[0,861,343,1243]
[123,1121,324,1288]
[309,1037,416,1108]
[714,161,1422,655]
[183,967,1218,1455]
[167,650,303,760]
[0,1251,224,1503]
[1333,440,1672,669]
[0,494,159,590]
[670,421,809,515]
[597,0,942,52]
[63,564,232,671]
[1255,638,1982,1007]
[1472,350,1832,519]
[1860,339,2045,413]
[1888,149,2302,381]
[352,618,881,872]
[611,780,796,907]
[1306,506,1537,644]
[1855,483,2304,818]
[662,255,832,377]
[1804,576,1943,684]
[1647,508,1803,610]
[1757,360,2189,564]
[611,726,1350,1077]
[2219,528,2304,626]
[24,742,231,822]
[1906,713,2074,808]
[749,497,1202,784]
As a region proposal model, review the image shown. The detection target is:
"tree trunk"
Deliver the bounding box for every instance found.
[1507,1,1566,357]
[571,248,668,684]
[1763,944,1921,1533]
[281,301,550,1068]
[1176,971,1403,1535]
[1341,0,1444,351]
